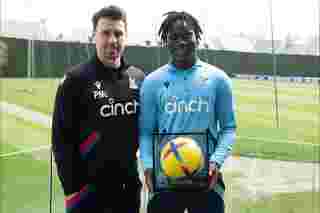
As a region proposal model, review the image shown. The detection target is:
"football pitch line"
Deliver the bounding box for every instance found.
[0,101,318,159]
[0,145,50,158]
[1,134,318,159]
[237,136,320,146]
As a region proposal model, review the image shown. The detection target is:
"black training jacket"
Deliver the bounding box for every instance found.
[51,54,145,198]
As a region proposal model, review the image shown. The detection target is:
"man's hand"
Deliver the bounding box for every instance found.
[144,169,153,193]
[208,162,219,190]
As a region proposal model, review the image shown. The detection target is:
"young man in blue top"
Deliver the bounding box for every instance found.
[139,11,237,213]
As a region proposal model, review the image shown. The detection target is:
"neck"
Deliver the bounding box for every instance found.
[97,54,122,70]
[103,60,121,69]
[172,57,197,69]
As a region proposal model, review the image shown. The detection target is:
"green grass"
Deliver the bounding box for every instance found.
[0,78,319,162]
[234,79,319,144]
[0,78,319,212]
[0,113,64,213]
[237,191,320,213]
[0,113,50,154]
[233,137,320,162]
[0,145,64,213]
[0,78,60,115]
[223,171,320,213]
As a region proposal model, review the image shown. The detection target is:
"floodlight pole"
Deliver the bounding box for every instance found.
[318,0,320,106]
[312,1,320,213]
[201,8,210,63]
[0,0,2,34]
[317,0,320,183]
[268,0,280,128]
[0,0,1,34]
[49,148,53,213]
[318,1,320,125]
[153,15,161,69]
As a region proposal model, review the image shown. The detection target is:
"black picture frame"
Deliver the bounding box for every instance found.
[152,130,211,192]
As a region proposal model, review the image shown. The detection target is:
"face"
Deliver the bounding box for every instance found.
[167,19,198,69]
[94,17,127,68]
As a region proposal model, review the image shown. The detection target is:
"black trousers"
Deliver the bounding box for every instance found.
[147,190,224,213]
[96,175,142,213]
[71,158,142,213]
[95,162,142,213]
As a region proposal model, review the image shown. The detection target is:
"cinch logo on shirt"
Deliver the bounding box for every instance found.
[164,96,209,113]
[99,98,139,117]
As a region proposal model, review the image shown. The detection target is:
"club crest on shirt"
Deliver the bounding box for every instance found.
[164,81,170,88]
[129,77,138,89]
[193,72,209,87]
[94,81,102,90]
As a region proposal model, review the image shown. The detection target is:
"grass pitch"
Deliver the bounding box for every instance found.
[0,78,319,213]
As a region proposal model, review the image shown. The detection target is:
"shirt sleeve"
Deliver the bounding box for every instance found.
[210,74,237,168]
[139,78,158,171]
[51,74,88,202]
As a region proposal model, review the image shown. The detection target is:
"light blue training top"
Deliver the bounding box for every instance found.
[139,59,237,171]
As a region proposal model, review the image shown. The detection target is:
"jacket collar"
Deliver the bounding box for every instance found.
[91,54,129,81]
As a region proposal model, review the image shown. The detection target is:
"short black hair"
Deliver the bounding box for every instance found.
[92,5,127,32]
[158,11,203,46]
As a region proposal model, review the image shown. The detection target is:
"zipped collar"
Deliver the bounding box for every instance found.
[91,53,129,81]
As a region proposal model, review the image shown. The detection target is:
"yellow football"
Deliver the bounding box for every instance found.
[160,137,204,178]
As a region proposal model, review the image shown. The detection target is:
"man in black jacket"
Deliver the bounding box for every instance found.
[51,5,145,213]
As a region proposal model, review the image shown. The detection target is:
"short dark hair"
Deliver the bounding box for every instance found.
[92,5,127,32]
[158,11,203,46]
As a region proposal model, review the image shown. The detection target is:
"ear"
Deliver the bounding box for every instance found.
[195,39,200,47]
[90,32,96,43]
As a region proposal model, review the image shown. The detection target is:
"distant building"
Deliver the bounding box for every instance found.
[303,36,319,56]
[253,39,282,53]
[278,42,306,55]
[70,28,92,42]
[209,35,255,52]
[1,19,53,40]
[254,37,318,55]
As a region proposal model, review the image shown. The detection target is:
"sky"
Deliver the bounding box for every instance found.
[2,0,319,42]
